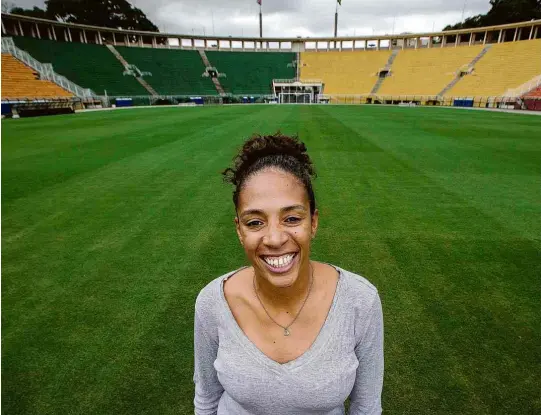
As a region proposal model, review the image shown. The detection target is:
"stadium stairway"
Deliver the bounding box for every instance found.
[438,45,492,96]
[445,39,541,97]
[198,50,226,95]
[300,50,391,95]
[377,46,484,96]
[12,36,147,96]
[114,46,217,96]
[205,50,296,95]
[2,53,73,99]
[370,50,400,94]
[105,45,158,96]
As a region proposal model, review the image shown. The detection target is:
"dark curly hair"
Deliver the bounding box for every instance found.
[222,133,317,215]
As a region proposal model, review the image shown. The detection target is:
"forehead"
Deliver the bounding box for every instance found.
[238,169,308,212]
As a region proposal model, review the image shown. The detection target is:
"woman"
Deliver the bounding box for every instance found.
[193,133,383,415]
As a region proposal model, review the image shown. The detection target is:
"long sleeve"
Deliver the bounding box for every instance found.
[348,293,384,415]
[193,293,224,415]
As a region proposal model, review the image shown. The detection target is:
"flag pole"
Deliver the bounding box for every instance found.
[334,1,339,38]
[259,1,263,38]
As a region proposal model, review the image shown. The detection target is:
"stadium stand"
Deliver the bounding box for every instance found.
[300,50,391,95]
[446,39,541,97]
[115,46,217,96]
[2,53,72,99]
[12,36,147,96]
[4,28,540,103]
[205,51,296,95]
[377,46,485,96]
[522,85,541,110]
[524,85,541,97]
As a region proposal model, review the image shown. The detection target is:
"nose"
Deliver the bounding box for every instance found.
[262,221,288,248]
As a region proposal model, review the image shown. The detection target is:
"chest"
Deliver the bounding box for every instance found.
[214,318,359,413]
[230,294,334,364]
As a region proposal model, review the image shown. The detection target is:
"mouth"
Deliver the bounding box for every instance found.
[260,252,298,274]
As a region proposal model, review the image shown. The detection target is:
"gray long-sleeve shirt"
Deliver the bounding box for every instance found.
[193,265,384,415]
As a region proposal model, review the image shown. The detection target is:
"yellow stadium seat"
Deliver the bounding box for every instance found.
[300,50,391,95]
[446,39,541,97]
[2,53,73,99]
[378,46,484,96]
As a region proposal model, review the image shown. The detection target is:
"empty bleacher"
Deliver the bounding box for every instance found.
[115,46,216,96]
[378,46,484,96]
[446,39,541,97]
[6,32,541,101]
[524,85,541,97]
[205,51,296,95]
[300,50,391,95]
[12,36,147,96]
[2,53,72,99]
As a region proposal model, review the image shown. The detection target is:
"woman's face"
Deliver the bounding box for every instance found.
[235,168,318,288]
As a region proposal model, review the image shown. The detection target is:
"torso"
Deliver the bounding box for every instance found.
[223,261,340,365]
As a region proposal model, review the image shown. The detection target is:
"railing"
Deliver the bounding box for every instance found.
[1,37,97,99]
[273,79,323,84]
[504,74,541,97]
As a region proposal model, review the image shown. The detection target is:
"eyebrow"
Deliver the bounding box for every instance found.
[240,204,307,219]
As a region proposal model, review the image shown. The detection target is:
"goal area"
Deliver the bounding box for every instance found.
[278,92,313,104]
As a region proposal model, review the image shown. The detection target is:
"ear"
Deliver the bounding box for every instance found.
[310,209,319,240]
[234,216,244,246]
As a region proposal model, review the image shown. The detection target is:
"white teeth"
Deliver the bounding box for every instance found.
[263,254,295,268]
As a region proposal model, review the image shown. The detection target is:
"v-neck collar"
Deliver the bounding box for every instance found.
[219,264,344,372]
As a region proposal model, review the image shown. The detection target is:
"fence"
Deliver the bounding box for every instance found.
[87,93,541,111]
[315,94,541,110]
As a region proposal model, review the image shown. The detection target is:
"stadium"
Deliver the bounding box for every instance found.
[1,1,541,414]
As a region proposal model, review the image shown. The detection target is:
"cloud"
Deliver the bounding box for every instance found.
[8,0,492,37]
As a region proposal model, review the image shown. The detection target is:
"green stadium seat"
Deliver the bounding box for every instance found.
[115,46,217,96]
[205,51,296,95]
[12,36,147,96]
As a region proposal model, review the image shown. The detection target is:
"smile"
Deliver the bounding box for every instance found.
[260,253,298,273]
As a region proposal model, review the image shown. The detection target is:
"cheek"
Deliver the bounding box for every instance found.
[240,234,259,253]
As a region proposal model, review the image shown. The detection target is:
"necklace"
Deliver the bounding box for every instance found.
[253,263,314,336]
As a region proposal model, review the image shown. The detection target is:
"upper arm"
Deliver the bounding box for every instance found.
[193,291,224,415]
[348,293,384,415]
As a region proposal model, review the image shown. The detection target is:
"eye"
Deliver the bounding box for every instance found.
[246,220,264,228]
[285,217,301,224]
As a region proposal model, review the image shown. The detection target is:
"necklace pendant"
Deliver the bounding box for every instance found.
[284,328,290,336]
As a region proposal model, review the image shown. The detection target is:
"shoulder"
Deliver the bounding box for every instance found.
[333,265,383,342]
[195,267,248,316]
[334,265,381,314]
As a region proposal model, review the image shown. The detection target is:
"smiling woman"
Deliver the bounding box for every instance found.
[193,133,384,415]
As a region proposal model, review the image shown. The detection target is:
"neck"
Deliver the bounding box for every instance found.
[254,261,312,312]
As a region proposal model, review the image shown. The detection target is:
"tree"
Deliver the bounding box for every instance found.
[9,6,49,19]
[7,0,159,32]
[444,0,541,30]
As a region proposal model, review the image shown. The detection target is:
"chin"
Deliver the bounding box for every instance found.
[267,272,298,288]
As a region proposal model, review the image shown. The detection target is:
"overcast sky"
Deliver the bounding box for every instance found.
[7,0,491,37]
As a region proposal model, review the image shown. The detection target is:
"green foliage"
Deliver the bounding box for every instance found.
[9,6,48,18]
[8,0,159,32]
[444,0,541,30]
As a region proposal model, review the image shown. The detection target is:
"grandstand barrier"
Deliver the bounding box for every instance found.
[1,97,82,118]
[523,98,541,111]
[114,98,133,108]
[79,93,541,112]
[453,99,474,108]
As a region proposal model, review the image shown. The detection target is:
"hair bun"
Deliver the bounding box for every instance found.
[223,132,316,186]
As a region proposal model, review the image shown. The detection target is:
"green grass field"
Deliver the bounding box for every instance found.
[2,105,540,414]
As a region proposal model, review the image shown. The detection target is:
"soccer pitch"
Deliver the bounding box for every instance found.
[2,105,540,414]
